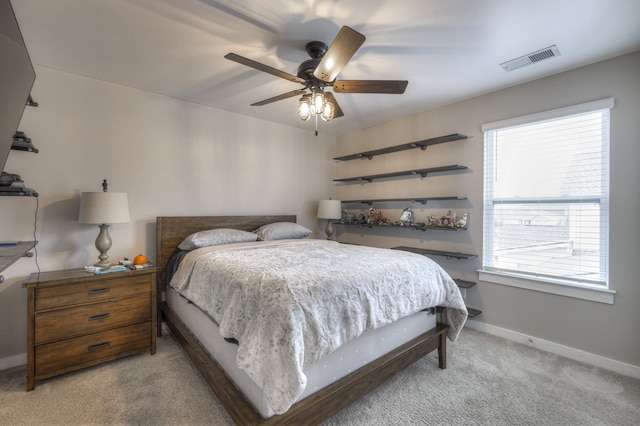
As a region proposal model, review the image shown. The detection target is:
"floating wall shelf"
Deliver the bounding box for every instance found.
[0,241,37,283]
[453,279,477,289]
[0,189,38,197]
[391,246,477,260]
[334,164,467,183]
[452,279,482,317]
[341,196,467,205]
[334,133,468,161]
[337,223,467,232]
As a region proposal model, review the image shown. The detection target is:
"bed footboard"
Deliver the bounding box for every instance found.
[159,301,448,425]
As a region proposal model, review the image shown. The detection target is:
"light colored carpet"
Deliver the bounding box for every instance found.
[1,326,638,425]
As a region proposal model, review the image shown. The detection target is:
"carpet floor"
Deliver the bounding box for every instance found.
[1,326,638,425]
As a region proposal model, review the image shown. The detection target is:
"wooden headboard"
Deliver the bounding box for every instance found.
[155,215,296,295]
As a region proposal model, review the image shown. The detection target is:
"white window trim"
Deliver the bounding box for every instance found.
[480,97,615,304]
[478,269,615,304]
[481,97,615,132]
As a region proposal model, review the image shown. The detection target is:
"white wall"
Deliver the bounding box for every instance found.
[335,52,640,369]
[3,53,638,374]
[0,65,336,364]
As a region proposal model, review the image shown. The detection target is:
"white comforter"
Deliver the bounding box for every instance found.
[170,239,467,414]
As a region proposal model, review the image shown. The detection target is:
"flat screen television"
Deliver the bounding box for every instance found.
[0,0,36,176]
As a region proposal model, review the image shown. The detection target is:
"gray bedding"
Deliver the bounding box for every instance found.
[170,239,467,414]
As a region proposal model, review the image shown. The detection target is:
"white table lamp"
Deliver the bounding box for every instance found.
[317,199,342,240]
[79,180,130,268]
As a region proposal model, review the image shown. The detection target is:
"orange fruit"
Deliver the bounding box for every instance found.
[133,254,148,265]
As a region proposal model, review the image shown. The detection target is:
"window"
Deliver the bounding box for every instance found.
[480,98,614,303]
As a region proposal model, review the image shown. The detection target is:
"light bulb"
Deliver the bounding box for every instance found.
[297,96,311,121]
[321,100,334,121]
[310,91,324,115]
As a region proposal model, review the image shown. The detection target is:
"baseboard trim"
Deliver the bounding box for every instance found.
[465,320,640,379]
[0,352,26,371]
[5,324,638,380]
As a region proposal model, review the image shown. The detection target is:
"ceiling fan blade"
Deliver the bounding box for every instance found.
[225,53,306,84]
[324,92,344,118]
[314,26,366,83]
[251,89,306,106]
[333,80,408,94]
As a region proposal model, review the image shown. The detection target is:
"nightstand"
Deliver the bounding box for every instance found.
[22,267,156,391]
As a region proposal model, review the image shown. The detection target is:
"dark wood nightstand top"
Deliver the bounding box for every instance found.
[23,266,156,288]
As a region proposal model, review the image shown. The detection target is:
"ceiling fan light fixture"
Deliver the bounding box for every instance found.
[321,99,334,121]
[297,95,311,121]
[298,90,334,122]
[310,90,325,115]
[225,26,406,133]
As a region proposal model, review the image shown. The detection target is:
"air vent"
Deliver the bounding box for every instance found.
[500,45,561,72]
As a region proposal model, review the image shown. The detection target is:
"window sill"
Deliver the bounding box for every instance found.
[477,270,615,304]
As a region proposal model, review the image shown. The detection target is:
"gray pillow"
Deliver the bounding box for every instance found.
[253,222,312,241]
[178,228,258,251]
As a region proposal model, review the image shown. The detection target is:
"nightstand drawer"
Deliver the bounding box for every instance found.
[35,275,150,311]
[35,322,151,380]
[35,294,150,344]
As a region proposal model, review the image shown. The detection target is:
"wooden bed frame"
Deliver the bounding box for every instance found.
[156,215,449,425]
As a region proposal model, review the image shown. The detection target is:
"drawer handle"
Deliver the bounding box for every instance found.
[88,287,110,295]
[88,313,110,321]
[88,341,110,352]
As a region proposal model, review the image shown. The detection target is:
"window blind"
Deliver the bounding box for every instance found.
[482,99,612,287]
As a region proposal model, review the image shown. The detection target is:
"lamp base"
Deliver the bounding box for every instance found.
[94,224,113,269]
[94,259,112,269]
[325,221,335,240]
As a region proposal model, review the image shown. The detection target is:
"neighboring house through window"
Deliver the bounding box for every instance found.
[480,98,615,304]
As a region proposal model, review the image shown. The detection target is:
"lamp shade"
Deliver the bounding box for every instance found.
[79,192,130,224]
[317,199,342,219]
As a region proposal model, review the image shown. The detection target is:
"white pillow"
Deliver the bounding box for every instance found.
[178,228,258,251]
[253,222,312,241]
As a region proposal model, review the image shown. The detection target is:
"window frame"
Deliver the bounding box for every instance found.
[479,98,615,304]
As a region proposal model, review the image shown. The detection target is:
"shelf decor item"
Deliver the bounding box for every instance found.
[79,179,130,268]
[426,211,468,228]
[317,199,342,240]
[399,208,414,226]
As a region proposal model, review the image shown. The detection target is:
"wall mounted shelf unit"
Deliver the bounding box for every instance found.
[334,165,467,183]
[393,246,481,317]
[1,100,39,197]
[453,278,476,289]
[334,131,480,318]
[11,133,39,153]
[453,280,481,318]
[391,246,476,260]
[465,307,482,318]
[0,241,37,283]
[334,133,468,161]
[11,144,39,153]
[0,188,38,197]
[341,196,467,205]
[337,223,467,232]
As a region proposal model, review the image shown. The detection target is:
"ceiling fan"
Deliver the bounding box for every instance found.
[224,26,408,128]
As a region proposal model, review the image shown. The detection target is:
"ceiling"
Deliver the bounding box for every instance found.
[11,0,640,137]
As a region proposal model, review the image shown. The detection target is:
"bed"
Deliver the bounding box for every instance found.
[156,215,467,425]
